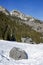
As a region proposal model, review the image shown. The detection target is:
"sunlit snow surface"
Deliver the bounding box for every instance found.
[0,40,43,65]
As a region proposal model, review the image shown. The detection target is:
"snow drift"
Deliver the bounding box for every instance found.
[0,40,43,65]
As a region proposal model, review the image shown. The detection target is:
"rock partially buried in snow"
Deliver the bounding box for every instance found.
[9,47,28,60]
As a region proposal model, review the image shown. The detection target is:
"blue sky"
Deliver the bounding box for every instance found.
[0,0,43,20]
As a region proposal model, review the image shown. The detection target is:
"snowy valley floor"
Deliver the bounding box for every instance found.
[0,40,43,65]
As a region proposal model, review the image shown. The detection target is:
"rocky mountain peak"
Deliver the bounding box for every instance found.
[0,6,10,15]
[10,9,43,33]
[10,10,33,20]
[0,6,5,10]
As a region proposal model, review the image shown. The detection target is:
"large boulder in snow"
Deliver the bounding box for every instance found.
[9,47,28,60]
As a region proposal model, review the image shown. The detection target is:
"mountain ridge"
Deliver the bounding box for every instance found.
[0,6,43,43]
[0,6,10,15]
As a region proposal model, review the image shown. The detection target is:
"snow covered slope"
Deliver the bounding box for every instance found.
[0,40,43,65]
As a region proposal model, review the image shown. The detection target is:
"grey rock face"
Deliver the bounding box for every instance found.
[0,6,10,15]
[11,10,43,33]
[10,10,32,20]
[21,37,36,44]
[9,47,28,60]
